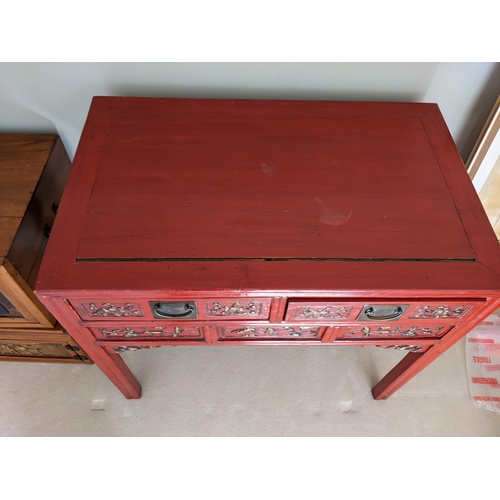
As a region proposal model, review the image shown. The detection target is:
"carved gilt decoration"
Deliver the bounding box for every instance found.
[376,345,424,352]
[223,326,320,338]
[99,326,200,338]
[342,325,444,338]
[113,346,161,352]
[0,342,68,357]
[293,305,352,320]
[207,301,262,316]
[409,305,472,319]
[81,302,144,317]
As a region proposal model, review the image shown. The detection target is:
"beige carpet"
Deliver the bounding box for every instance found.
[1,338,499,436]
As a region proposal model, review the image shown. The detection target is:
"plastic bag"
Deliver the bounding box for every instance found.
[466,313,500,412]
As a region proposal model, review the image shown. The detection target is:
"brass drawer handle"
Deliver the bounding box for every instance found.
[364,306,403,321]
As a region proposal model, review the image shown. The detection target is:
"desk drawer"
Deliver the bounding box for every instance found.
[338,324,452,340]
[90,323,205,340]
[216,324,325,340]
[72,298,272,321]
[285,300,482,323]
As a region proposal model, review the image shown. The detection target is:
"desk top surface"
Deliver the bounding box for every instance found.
[37,98,500,294]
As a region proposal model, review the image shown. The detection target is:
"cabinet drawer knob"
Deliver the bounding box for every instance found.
[364,306,403,321]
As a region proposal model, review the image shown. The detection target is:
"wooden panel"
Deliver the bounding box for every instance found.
[74,99,473,261]
[407,302,476,320]
[0,260,55,327]
[0,135,55,218]
[0,341,74,359]
[204,299,271,319]
[338,324,451,339]
[216,324,324,340]
[285,301,360,322]
[7,136,72,288]
[91,324,204,340]
[0,328,92,363]
[0,219,21,258]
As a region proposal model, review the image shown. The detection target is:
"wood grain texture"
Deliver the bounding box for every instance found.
[1,259,54,327]
[77,100,472,260]
[7,137,71,288]
[0,134,92,364]
[0,218,21,258]
[0,135,55,218]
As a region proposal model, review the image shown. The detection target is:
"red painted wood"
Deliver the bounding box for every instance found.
[269,297,287,323]
[43,296,142,398]
[338,324,451,339]
[70,297,272,321]
[91,324,205,340]
[34,98,500,400]
[216,324,326,340]
[68,100,470,261]
[372,297,500,399]
[284,299,482,323]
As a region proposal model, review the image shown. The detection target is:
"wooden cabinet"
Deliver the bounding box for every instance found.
[35,98,500,398]
[0,135,91,363]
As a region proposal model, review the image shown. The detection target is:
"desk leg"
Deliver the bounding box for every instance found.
[372,299,500,400]
[91,348,142,399]
[372,351,428,400]
[37,296,142,399]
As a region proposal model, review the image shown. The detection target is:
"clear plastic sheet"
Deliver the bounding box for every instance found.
[466,314,500,412]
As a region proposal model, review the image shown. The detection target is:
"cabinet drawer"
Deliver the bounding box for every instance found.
[338,324,452,340]
[216,324,325,340]
[72,298,272,321]
[0,329,91,363]
[90,323,205,340]
[285,300,483,323]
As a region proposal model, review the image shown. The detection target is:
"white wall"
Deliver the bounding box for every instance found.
[0,62,498,161]
[422,62,500,159]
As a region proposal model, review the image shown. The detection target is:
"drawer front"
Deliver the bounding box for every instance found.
[90,323,205,340]
[217,324,324,340]
[0,341,74,359]
[72,298,272,321]
[0,338,91,363]
[338,324,452,340]
[286,299,482,323]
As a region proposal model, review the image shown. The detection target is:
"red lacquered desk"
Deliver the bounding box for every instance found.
[35,97,500,399]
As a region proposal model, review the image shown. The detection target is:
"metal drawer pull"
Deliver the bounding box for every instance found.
[365,306,403,321]
[151,302,197,319]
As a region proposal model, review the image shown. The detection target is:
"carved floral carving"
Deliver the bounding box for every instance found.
[409,305,472,319]
[113,346,160,352]
[342,325,444,338]
[207,301,261,316]
[222,326,320,338]
[293,305,352,320]
[376,345,423,352]
[82,302,144,318]
[99,326,201,338]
